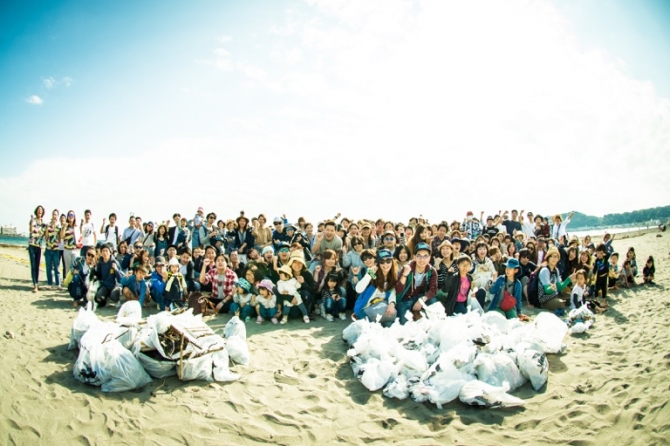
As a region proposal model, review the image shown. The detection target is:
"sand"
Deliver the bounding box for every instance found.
[1,232,669,445]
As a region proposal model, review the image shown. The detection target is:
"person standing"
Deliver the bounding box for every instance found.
[79,209,97,257]
[44,209,62,290]
[60,210,78,274]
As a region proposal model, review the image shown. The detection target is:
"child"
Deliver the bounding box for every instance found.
[120,265,149,306]
[570,269,589,310]
[444,255,478,316]
[592,244,611,308]
[619,260,635,289]
[608,252,620,290]
[230,278,255,322]
[150,256,167,310]
[322,273,347,321]
[277,265,309,324]
[164,257,187,311]
[625,248,638,285]
[255,279,278,324]
[643,256,655,285]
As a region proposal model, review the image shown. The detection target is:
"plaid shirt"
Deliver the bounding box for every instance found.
[204,267,238,299]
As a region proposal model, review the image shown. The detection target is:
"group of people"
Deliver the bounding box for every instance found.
[26,205,657,325]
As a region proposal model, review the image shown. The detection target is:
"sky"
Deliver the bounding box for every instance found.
[1,0,669,230]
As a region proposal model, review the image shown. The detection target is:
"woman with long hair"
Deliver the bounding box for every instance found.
[44,209,61,290]
[407,224,426,255]
[253,214,273,252]
[155,224,169,259]
[234,215,254,263]
[353,249,398,325]
[60,210,78,274]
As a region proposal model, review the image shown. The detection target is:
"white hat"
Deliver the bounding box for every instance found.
[168,258,180,267]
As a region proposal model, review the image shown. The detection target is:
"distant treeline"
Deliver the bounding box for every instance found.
[555,206,670,229]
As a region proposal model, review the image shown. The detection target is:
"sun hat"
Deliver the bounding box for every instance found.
[262,246,274,256]
[285,224,296,232]
[437,240,453,251]
[278,265,293,277]
[235,278,252,293]
[236,215,249,225]
[258,279,274,293]
[168,258,180,267]
[273,217,283,224]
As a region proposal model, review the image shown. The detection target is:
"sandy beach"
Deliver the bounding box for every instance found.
[1,231,669,445]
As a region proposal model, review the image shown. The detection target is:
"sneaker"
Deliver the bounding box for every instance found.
[303,315,310,324]
[245,316,251,323]
[326,314,334,322]
[256,316,264,324]
[280,316,288,325]
[319,303,326,317]
[315,306,321,315]
[339,313,347,321]
[271,317,278,324]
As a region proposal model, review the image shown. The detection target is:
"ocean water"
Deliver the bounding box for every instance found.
[0,235,29,247]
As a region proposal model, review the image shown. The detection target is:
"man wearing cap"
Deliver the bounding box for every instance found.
[461,211,484,239]
[273,241,292,273]
[395,242,439,324]
[272,217,290,252]
[378,229,397,252]
[150,256,168,310]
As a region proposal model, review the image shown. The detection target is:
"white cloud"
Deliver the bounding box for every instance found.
[43,77,56,89]
[61,76,73,87]
[26,95,43,105]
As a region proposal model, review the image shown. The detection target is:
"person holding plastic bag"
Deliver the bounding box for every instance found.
[486,258,526,320]
[394,243,439,324]
[353,249,397,325]
[63,246,98,308]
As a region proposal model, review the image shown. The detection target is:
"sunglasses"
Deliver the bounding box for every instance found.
[384,237,395,241]
[274,222,282,226]
[134,246,142,249]
[378,258,393,264]
[86,253,96,258]
[279,248,289,253]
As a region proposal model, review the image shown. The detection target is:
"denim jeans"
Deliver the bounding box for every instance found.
[396,296,438,325]
[258,306,277,319]
[28,245,41,286]
[454,301,467,314]
[324,296,347,316]
[44,249,60,286]
[230,302,254,319]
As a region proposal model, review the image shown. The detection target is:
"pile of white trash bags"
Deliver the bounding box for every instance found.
[342,306,569,409]
[68,302,250,392]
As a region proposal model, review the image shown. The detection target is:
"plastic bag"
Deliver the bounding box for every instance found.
[383,374,410,400]
[226,335,250,366]
[533,312,569,354]
[342,319,367,345]
[212,349,240,382]
[180,354,213,381]
[473,353,526,390]
[516,349,548,391]
[116,301,142,325]
[223,316,247,340]
[100,340,152,392]
[68,306,100,350]
[136,352,176,378]
[458,380,526,408]
[359,357,395,391]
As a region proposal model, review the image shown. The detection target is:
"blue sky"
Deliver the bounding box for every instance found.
[1,0,669,228]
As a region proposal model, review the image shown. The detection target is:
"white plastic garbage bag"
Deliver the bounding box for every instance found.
[533,312,569,354]
[359,357,395,391]
[516,349,548,391]
[342,319,367,345]
[180,354,213,381]
[226,335,250,366]
[116,300,142,326]
[223,316,247,340]
[100,340,152,392]
[68,306,101,350]
[383,374,410,400]
[458,380,526,408]
[473,353,526,390]
[136,352,177,378]
[212,349,240,382]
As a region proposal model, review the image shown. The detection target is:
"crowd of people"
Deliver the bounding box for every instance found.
[26,206,657,325]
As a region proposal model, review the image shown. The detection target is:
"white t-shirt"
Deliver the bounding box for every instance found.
[81,221,96,246]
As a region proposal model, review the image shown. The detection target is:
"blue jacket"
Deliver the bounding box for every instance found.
[487,275,523,315]
[121,274,148,303]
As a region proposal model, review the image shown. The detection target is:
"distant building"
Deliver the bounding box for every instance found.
[1,226,18,236]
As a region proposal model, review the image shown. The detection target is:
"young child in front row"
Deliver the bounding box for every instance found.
[619,260,635,288]
[643,256,655,285]
[230,278,255,322]
[570,269,589,310]
[592,244,611,308]
[608,252,620,290]
[322,273,347,322]
[164,257,187,311]
[277,265,309,324]
[255,279,278,324]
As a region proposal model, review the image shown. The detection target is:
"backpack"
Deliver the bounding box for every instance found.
[527,269,541,307]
